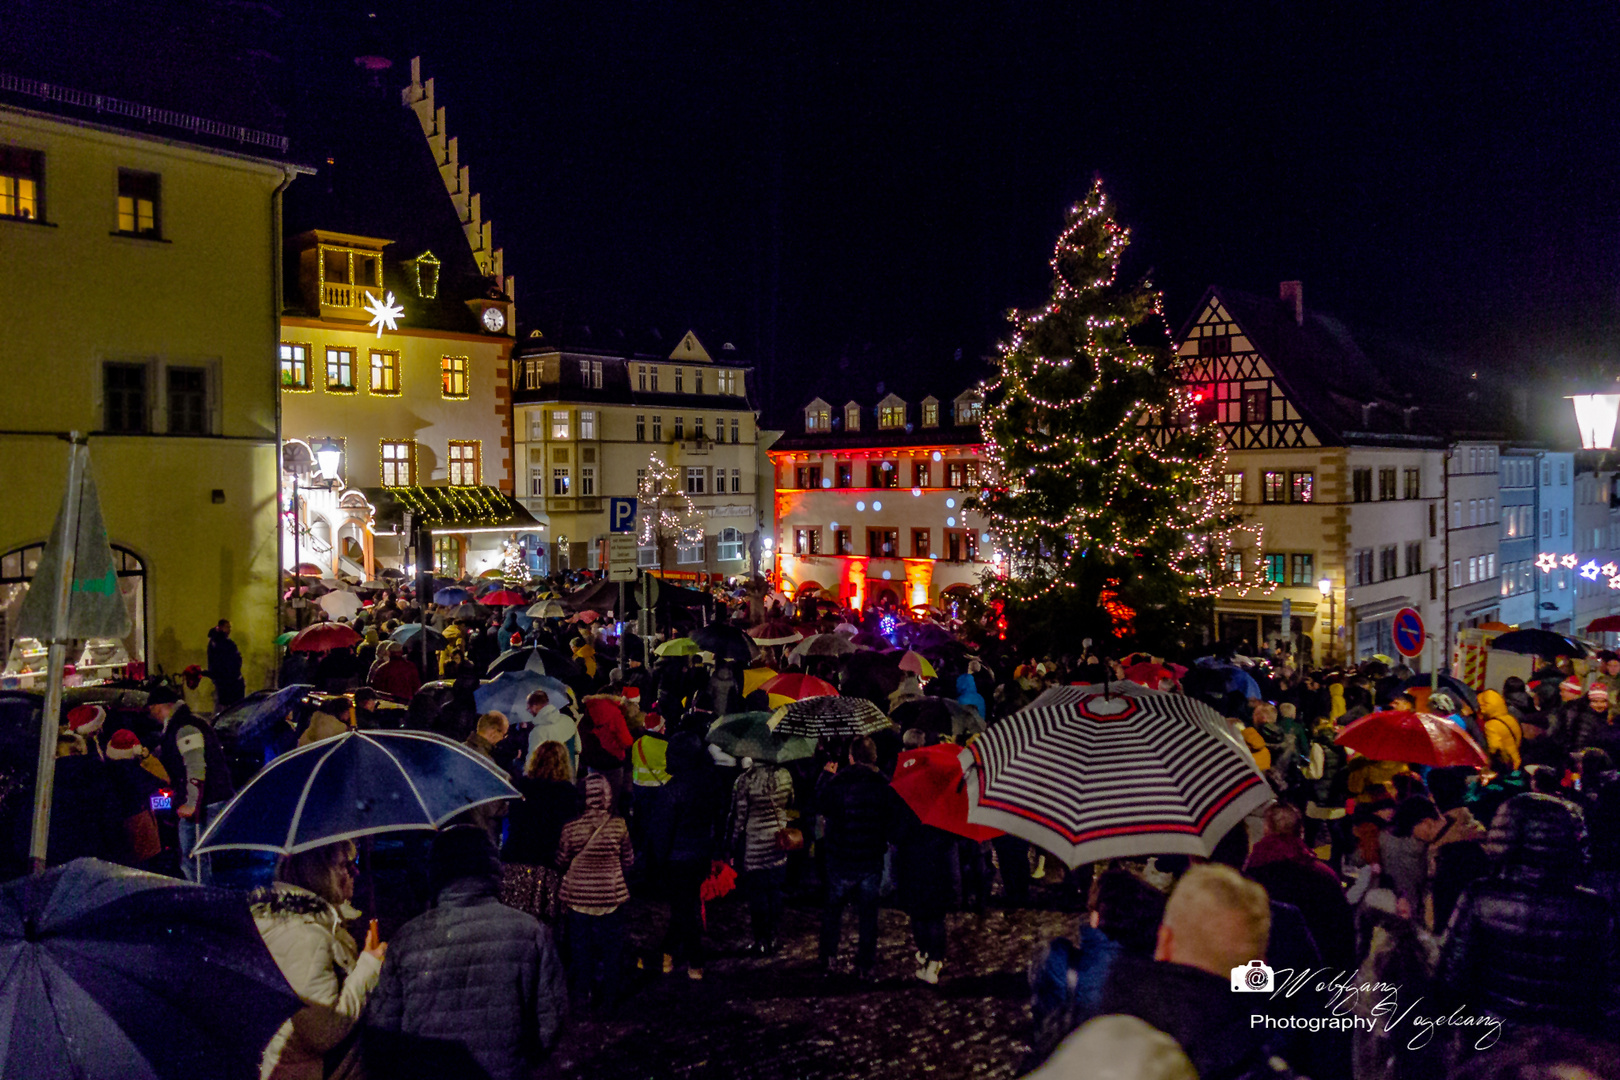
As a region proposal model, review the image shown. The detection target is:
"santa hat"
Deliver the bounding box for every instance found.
[1591,685,1611,704]
[67,704,105,736]
[1560,677,1584,695]
[106,729,143,760]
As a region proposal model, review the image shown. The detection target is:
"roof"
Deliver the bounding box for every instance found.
[771,389,984,453]
[363,486,541,533]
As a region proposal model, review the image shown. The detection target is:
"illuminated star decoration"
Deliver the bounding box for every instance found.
[363,290,404,338]
[1581,560,1602,582]
[1536,552,1558,573]
[1562,553,1580,569]
[1609,575,1620,590]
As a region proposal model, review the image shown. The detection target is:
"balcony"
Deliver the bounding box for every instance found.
[680,438,713,455]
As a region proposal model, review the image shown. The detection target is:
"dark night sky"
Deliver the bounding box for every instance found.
[18,1,1620,419]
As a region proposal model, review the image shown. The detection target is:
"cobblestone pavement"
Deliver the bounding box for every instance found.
[538,890,1077,1080]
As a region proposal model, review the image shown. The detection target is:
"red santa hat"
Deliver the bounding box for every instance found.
[1560,677,1585,696]
[106,729,143,760]
[67,704,105,736]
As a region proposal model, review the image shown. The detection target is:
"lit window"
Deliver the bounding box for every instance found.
[552,468,570,495]
[550,411,570,439]
[922,401,939,427]
[380,441,414,487]
[579,410,596,439]
[116,170,160,236]
[1262,471,1284,504]
[0,146,42,220]
[369,350,400,394]
[955,398,982,425]
[325,348,356,392]
[441,356,470,398]
[279,343,311,390]
[717,369,737,394]
[447,441,480,486]
[1290,472,1313,503]
[806,408,830,432]
[1264,553,1285,584]
[845,404,861,431]
[880,403,905,428]
[1222,471,1243,502]
[717,527,743,561]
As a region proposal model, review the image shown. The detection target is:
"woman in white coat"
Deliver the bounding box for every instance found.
[250,840,386,1080]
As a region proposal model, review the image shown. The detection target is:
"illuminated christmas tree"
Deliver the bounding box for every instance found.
[971,179,1235,648]
[501,538,529,586]
[637,452,704,569]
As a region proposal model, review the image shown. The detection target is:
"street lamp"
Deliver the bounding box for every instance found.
[1318,576,1335,667]
[311,436,344,482]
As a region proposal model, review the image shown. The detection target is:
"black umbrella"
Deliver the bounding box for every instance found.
[692,624,757,664]
[0,858,300,1079]
[890,696,988,738]
[1399,674,1480,715]
[487,645,580,682]
[1489,628,1589,659]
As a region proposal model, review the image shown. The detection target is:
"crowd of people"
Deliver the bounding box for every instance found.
[25,581,1620,1079]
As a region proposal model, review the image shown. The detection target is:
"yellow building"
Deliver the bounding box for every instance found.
[0,79,300,690]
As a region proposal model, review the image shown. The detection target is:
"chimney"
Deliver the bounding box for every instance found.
[1279,281,1303,325]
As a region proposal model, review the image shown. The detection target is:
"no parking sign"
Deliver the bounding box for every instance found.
[1392,607,1425,659]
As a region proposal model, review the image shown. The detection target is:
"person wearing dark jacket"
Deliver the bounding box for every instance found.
[150,685,235,885]
[892,799,955,984]
[815,736,892,978]
[654,734,717,978]
[47,732,120,865]
[1436,792,1618,1039]
[207,619,245,708]
[1244,803,1355,971]
[364,826,566,1080]
[1579,748,1620,908]
[500,741,581,923]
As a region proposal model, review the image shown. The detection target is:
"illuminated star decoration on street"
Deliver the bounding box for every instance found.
[363,290,404,338]
[1581,560,1602,582]
[1536,552,1558,573]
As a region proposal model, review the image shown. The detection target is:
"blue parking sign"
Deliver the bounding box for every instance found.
[609,498,638,534]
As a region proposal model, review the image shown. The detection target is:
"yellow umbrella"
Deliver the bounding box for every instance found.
[899,650,937,679]
[743,667,779,698]
[656,637,703,657]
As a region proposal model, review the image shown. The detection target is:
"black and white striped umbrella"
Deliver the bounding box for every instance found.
[959,684,1270,867]
[770,694,891,738]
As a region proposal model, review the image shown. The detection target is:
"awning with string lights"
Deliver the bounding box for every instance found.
[363,485,542,535]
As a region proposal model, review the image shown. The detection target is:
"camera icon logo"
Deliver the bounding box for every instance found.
[1230,960,1274,993]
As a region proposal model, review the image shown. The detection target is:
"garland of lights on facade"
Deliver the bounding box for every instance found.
[973,177,1243,603]
[637,453,706,554]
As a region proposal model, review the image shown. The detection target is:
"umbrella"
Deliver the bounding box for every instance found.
[893,745,1002,841]
[487,646,581,683]
[759,672,839,704]
[1334,710,1488,769]
[287,623,361,653]
[213,684,315,747]
[358,579,391,590]
[895,622,956,654]
[567,610,600,624]
[390,623,446,651]
[1123,661,1174,690]
[706,711,817,764]
[443,601,485,620]
[898,650,937,679]
[478,568,504,580]
[771,695,890,738]
[273,630,297,647]
[1489,628,1589,659]
[195,730,519,855]
[528,600,566,619]
[317,590,363,620]
[379,567,406,580]
[960,683,1271,868]
[889,696,987,739]
[480,589,527,607]
[1588,616,1620,634]
[849,630,890,651]
[791,633,857,658]
[475,670,571,716]
[656,637,703,657]
[742,666,779,698]
[1399,674,1480,715]
[833,622,861,636]
[0,859,301,1080]
[748,620,803,646]
[1191,656,1263,700]
[692,624,757,664]
[433,587,471,605]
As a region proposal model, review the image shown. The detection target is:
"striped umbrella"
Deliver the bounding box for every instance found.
[771,695,890,738]
[960,684,1271,868]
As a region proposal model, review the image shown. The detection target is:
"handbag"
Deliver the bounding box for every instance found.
[774,826,804,852]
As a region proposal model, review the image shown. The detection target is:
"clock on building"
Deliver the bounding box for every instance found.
[481,306,507,333]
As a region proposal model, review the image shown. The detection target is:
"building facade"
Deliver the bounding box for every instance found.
[769,390,989,610]
[1498,449,1540,628]
[1443,442,1504,649]
[511,330,759,580]
[1,79,297,689]
[1570,458,1620,639]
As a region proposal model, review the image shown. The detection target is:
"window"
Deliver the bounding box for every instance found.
[674,368,684,393]
[674,416,684,440]
[695,370,704,395]
[730,418,740,443]
[103,363,147,433]
[579,465,596,496]
[955,398,982,425]
[1560,461,1568,485]
[1222,471,1243,503]
[1352,548,1374,586]
[834,528,853,555]
[1378,468,1396,500]
[730,468,742,494]
[1197,334,1233,357]
[1352,468,1372,502]
[550,411,570,439]
[806,407,830,432]
[913,529,931,558]
[167,367,208,435]
[693,417,705,440]
[447,441,480,485]
[914,463,931,488]
[380,440,414,486]
[578,359,603,388]
[1543,462,1551,486]
[946,461,966,488]
[837,463,853,488]
[279,343,311,389]
[922,401,939,427]
[845,404,861,431]
[1542,509,1552,537]
[650,367,659,392]
[1468,556,1478,584]
[718,527,744,561]
[1405,541,1422,577]
[717,369,737,394]
[1486,497,1495,522]
[880,403,905,428]
[324,348,356,392]
[1451,500,1462,529]
[636,415,646,442]
[1469,499,1479,526]
[434,536,462,577]
[441,356,470,398]
[715,416,726,443]
[868,528,899,557]
[1241,387,1268,424]
[870,462,898,489]
[369,350,400,394]
[1290,471,1314,503]
[686,467,706,494]
[1264,553,1285,584]
[552,468,570,495]
[636,468,647,492]
[1486,552,1495,577]
[116,170,160,236]
[1262,471,1285,504]
[1290,553,1315,586]
[579,410,596,440]
[1560,508,1569,536]
[1379,545,1398,581]
[637,364,648,391]
[1224,551,1243,581]
[794,528,821,555]
[795,465,821,489]
[638,542,658,568]
[1451,560,1462,588]
[1404,468,1420,499]
[0,146,42,220]
[652,416,663,442]
[677,536,705,564]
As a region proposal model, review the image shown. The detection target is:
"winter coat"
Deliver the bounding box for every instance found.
[556,775,634,908]
[727,764,792,872]
[893,799,956,919]
[816,762,893,870]
[1477,690,1523,771]
[1025,1015,1197,1080]
[502,777,580,866]
[252,883,381,1080]
[1427,807,1490,931]
[363,875,566,1080]
[1378,832,1431,911]
[158,706,236,808]
[578,697,634,772]
[1100,957,1294,1080]
[1582,769,1620,873]
[1436,793,1618,1035]
[1244,835,1356,971]
[368,654,422,702]
[1551,700,1608,752]
[298,710,349,747]
[1028,925,1128,1065]
[46,754,120,866]
[208,629,245,703]
[656,734,718,865]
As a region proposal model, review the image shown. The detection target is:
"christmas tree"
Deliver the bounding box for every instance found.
[501,538,529,586]
[971,179,1234,648]
[637,452,704,569]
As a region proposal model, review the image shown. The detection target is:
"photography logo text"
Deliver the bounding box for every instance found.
[1230,964,1503,1050]
[1230,960,1273,993]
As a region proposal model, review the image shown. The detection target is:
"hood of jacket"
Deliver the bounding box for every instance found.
[1478,690,1517,725]
[582,772,612,812]
[1486,792,1588,885]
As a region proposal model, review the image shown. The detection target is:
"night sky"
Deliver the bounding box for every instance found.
[21,1,1620,418]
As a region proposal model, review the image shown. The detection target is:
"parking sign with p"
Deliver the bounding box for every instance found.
[609,498,638,534]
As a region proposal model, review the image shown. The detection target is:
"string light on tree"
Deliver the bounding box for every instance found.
[637,453,704,568]
[501,538,529,586]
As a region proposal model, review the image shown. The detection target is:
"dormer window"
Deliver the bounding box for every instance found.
[878,395,906,429]
[921,398,939,427]
[805,405,830,432]
[954,395,982,425]
[412,251,441,299]
[295,231,392,320]
[845,403,861,432]
[319,246,383,308]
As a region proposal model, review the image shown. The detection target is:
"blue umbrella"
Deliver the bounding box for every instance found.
[433,586,471,605]
[212,684,314,748]
[390,623,446,651]
[193,731,518,856]
[0,858,300,1080]
[475,670,571,716]
[1193,656,1263,700]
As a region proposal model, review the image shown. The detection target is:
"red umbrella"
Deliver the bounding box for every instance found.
[758,673,838,700]
[1588,616,1620,634]
[748,620,803,646]
[892,744,1002,841]
[1335,710,1488,768]
[480,589,528,607]
[287,623,361,653]
[1123,662,1174,689]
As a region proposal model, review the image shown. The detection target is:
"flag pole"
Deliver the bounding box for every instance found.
[30,436,87,872]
